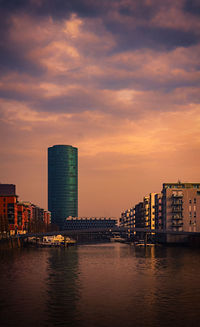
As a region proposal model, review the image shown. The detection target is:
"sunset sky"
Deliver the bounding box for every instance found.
[0,0,200,217]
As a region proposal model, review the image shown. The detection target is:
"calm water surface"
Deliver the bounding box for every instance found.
[0,243,200,327]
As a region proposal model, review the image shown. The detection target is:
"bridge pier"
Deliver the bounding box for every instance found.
[144,232,148,246]
[63,235,68,248]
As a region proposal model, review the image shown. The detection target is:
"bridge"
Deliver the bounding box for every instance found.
[17,227,200,244]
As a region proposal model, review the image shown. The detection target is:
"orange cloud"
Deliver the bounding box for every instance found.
[0,4,200,216]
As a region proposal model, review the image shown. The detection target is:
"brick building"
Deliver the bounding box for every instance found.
[0,184,51,236]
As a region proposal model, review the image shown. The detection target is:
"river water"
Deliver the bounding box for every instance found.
[0,243,200,327]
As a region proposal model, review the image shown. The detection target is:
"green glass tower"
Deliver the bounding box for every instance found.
[48,145,78,229]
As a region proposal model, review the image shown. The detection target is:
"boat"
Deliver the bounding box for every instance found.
[134,240,155,247]
[110,235,126,243]
[28,235,76,247]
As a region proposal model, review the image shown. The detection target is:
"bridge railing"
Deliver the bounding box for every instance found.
[16,227,200,239]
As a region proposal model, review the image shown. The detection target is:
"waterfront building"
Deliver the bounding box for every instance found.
[0,184,16,196]
[142,193,156,230]
[135,202,145,228]
[155,193,163,230]
[162,183,200,233]
[143,196,150,228]
[149,193,156,230]
[0,184,18,235]
[120,207,137,228]
[17,202,51,233]
[0,194,18,235]
[120,194,157,232]
[0,184,51,235]
[48,145,78,229]
[28,204,51,233]
[120,209,133,228]
[120,208,136,238]
[17,202,27,233]
[44,210,51,225]
[120,210,126,227]
[120,192,161,240]
[64,217,117,230]
[120,182,200,243]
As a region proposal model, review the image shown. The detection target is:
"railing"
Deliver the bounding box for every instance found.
[172,215,183,220]
[171,201,183,205]
[172,207,183,213]
[172,222,183,227]
[172,194,183,198]
[14,226,200,241]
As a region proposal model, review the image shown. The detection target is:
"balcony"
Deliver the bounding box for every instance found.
[172,207,183,213]
[172,222,183,227]
[172,200,183,205]
[172,226,183,232]
[172,193,183,198]
[172,214,183,220]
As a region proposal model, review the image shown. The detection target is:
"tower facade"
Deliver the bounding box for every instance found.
[48,145,78,229]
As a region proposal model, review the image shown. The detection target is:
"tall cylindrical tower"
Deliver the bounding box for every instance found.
[48,145,78,229]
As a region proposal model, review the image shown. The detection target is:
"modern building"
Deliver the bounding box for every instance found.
[155,193,162,230]
[120,194,157,231]
[162,183,200,239]
[149,193,156,230]
[120,208,135,229]
[143,196,150,228]
[48,145,78,229]
[134,202,145,229]
[120,182,200,243]
[64,217,117,230]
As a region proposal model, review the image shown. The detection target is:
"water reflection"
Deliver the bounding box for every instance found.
[77,243,200,327]
[0,244,200,327]
[45,247,80,327]
[0,248,49,327]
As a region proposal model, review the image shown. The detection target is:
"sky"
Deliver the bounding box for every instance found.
[0,0,200,217]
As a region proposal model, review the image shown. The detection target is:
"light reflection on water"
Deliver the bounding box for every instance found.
[0,243,200,327]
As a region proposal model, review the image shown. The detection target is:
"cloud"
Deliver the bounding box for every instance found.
[184,0,200,16]
[1,0,200,68]
[0,0,200,215]
[0,11,199,117]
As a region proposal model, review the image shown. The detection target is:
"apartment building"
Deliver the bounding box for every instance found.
[120,182,200,243]
[162,183,200,233]
[155,193,163,230]
[0,184,51,235]
[120,208,135,229]
[120,193,157,230]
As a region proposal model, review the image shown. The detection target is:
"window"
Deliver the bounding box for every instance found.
[194,198,196,204]
[193,184,200,189]
[189,199,192,204]
[194,212,196,218]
